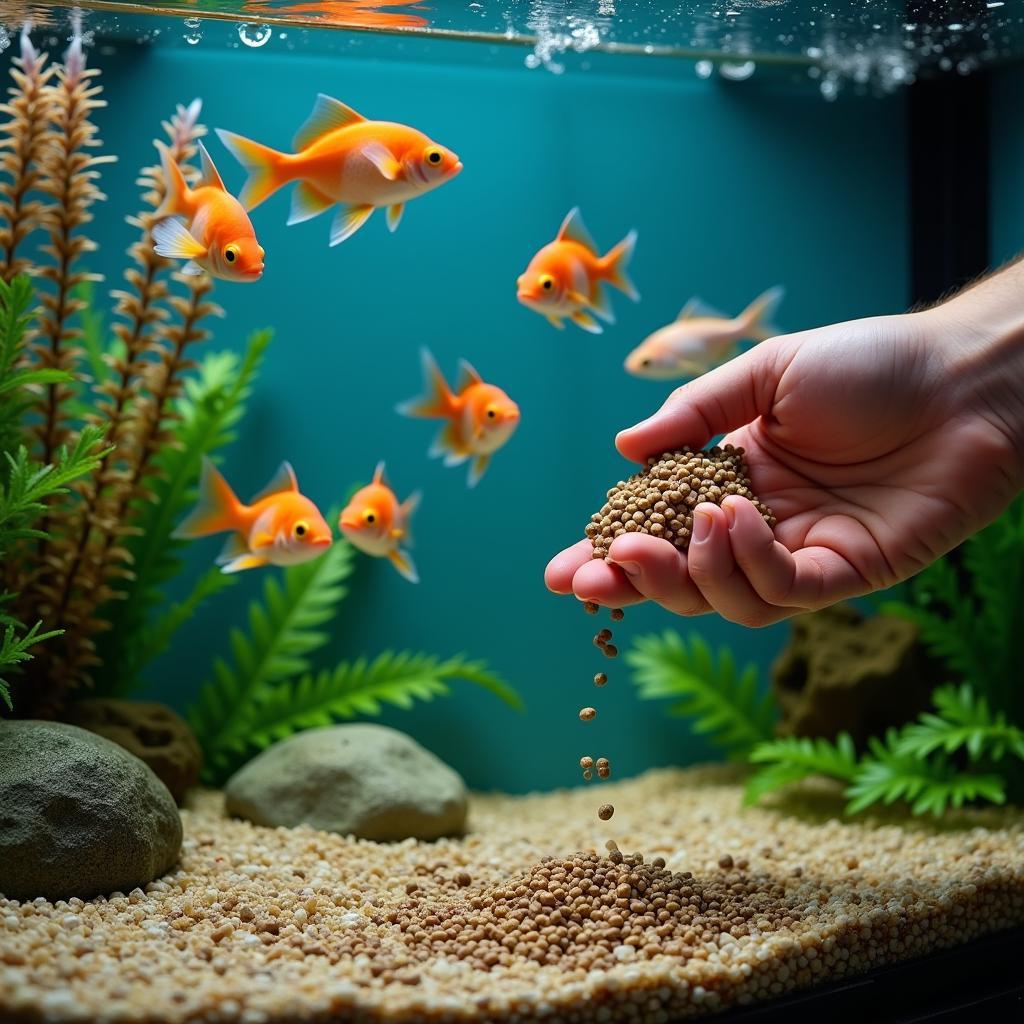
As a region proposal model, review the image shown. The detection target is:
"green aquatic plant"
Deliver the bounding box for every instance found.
[189,539,522,784]
[626,630,775,759]
[743,494,1024,816]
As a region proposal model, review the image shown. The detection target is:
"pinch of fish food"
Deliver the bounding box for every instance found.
[593,672,607,686]
[579,707,597,722]
[586,445,773,558]
[598,803,615,820]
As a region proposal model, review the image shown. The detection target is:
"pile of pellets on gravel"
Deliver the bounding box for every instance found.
[2,767,1023,1024]
[586,445,776,559]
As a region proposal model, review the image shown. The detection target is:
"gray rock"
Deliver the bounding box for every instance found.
[0,720,182,902]
[225,724,467,841]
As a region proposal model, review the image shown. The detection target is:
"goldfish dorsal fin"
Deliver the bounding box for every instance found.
[250,461,298,503]
[456,358,482,390]
[373,460,387,485]
[556,207,597,252]
[197,140,226,190]
[293,93,365,151]
[677,297,725,321]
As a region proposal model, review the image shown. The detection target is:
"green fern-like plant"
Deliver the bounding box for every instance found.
[189,538,521,784]
[627,630,775,759]
[95,330,272,695]
[743,732,858,806]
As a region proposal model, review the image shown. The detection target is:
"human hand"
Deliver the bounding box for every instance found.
[546,300,1024,627]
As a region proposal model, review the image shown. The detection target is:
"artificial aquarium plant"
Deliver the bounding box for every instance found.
[0,31,519,770]
[627,497,1024,816]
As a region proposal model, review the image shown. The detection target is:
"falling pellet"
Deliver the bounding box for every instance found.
[598,804,615,821]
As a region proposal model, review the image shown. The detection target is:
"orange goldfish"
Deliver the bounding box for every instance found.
[152,140,265,282]
[625,287,785,380]
[338,462,421,583]
[398,349,520,488]
[174,458,332,572]
[215,94,462,246]
[516,208,638,333]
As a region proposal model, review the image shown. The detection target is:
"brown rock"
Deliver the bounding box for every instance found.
[63,699,202,804]
[772,604,935,746]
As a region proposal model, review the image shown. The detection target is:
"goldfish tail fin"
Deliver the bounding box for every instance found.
[388,548,419,584]
[153,139,191,220]
[214,128,290,210]
[467,455,491,489]
[602,229,639,301]
[173,457,242,539]
[740,285,785,342]
[396,348,454,420]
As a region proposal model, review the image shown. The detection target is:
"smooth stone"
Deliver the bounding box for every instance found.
[0,720,182,901]
[225,724,468,841]
[63,698,202,804]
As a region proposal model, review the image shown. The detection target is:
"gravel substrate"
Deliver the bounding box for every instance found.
[2,765,1023,1023]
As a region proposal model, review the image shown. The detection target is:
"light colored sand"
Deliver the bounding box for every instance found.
[2,765,1023,1023]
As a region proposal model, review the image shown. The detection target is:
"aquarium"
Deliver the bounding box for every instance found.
[1,1,1023,1021]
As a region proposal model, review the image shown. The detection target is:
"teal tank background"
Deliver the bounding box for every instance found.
[69,32,907,792]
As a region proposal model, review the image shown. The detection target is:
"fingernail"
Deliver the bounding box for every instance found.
[722,501,737,529]
[609,558,641,578]
[693,509,713,542]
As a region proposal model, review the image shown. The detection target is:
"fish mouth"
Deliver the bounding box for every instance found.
[451,160,464,176]
[338,515,360,530]
[311,537,332,550]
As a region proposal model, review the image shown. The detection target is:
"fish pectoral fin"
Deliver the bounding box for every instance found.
[329,204,375,246]
[220,553,270,574]
[215,532,251,566]
[546,315,565,330]
[570,310,603,334]
[288,182,334,225]
[250,461,298,503]
[467,455,491,489]
[388,548,419,584]
[398,491,421,547]
[362,141,401,182]
[152,218,207,262]
[250,531,274,551]
[180,261,205,277]
[293,93,365,151]
[579,284,615,324]
[386,203,404,233]
[197,140,226,191]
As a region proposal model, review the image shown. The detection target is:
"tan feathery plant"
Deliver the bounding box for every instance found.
[0,29,55,280]
[49,102,206,654]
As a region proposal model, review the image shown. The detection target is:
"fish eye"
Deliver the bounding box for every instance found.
[293,520,309,538]
[641,358,652,368]
[539,274,554,291]
[426,148,442,165]
[486,407,497,420]
[364,510,377,524]
[224,245,239,264]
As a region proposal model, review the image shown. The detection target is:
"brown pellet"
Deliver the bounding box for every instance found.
[583,601,599,615]
[596,628,612,643]
[603,644,618,658]
[598,803,615,821]
[456,872,472,887]
[596,758,609,769]
[585,445,775,558]
[579,707,596,722]
[579,756,594,770]
[610,608,624,621]
[593,672,607,687]
[597,766,610,779]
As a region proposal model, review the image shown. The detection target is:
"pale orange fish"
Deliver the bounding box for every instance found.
[516,208,638,334]
[338,462,421,583]
[398,349,520,488]
[215,94,462,246]
[152,139,265,282]
[174,458,332,573]
[625,287,784,380]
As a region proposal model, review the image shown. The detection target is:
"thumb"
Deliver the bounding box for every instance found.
[616,338,786,463]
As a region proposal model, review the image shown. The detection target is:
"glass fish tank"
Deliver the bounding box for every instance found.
[2,1,1023,1020]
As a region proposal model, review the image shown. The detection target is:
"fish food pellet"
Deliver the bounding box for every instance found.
[610,607,624,621]
[596,628,612,643]
[583,600,599,615]
[582,769,593,781]
[579,706,596,721]
[598,803,615,820]
[598,766,610,779]
[603,643,618,658]
[596,757,609,770]
[579,756,594,769]
[587,445,775,558]
[593,672,607,686]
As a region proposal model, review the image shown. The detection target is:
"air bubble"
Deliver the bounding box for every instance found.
[719,60,756,81]
[694,59,713,79]
[238,23,272,48]
[182,16,201,45]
